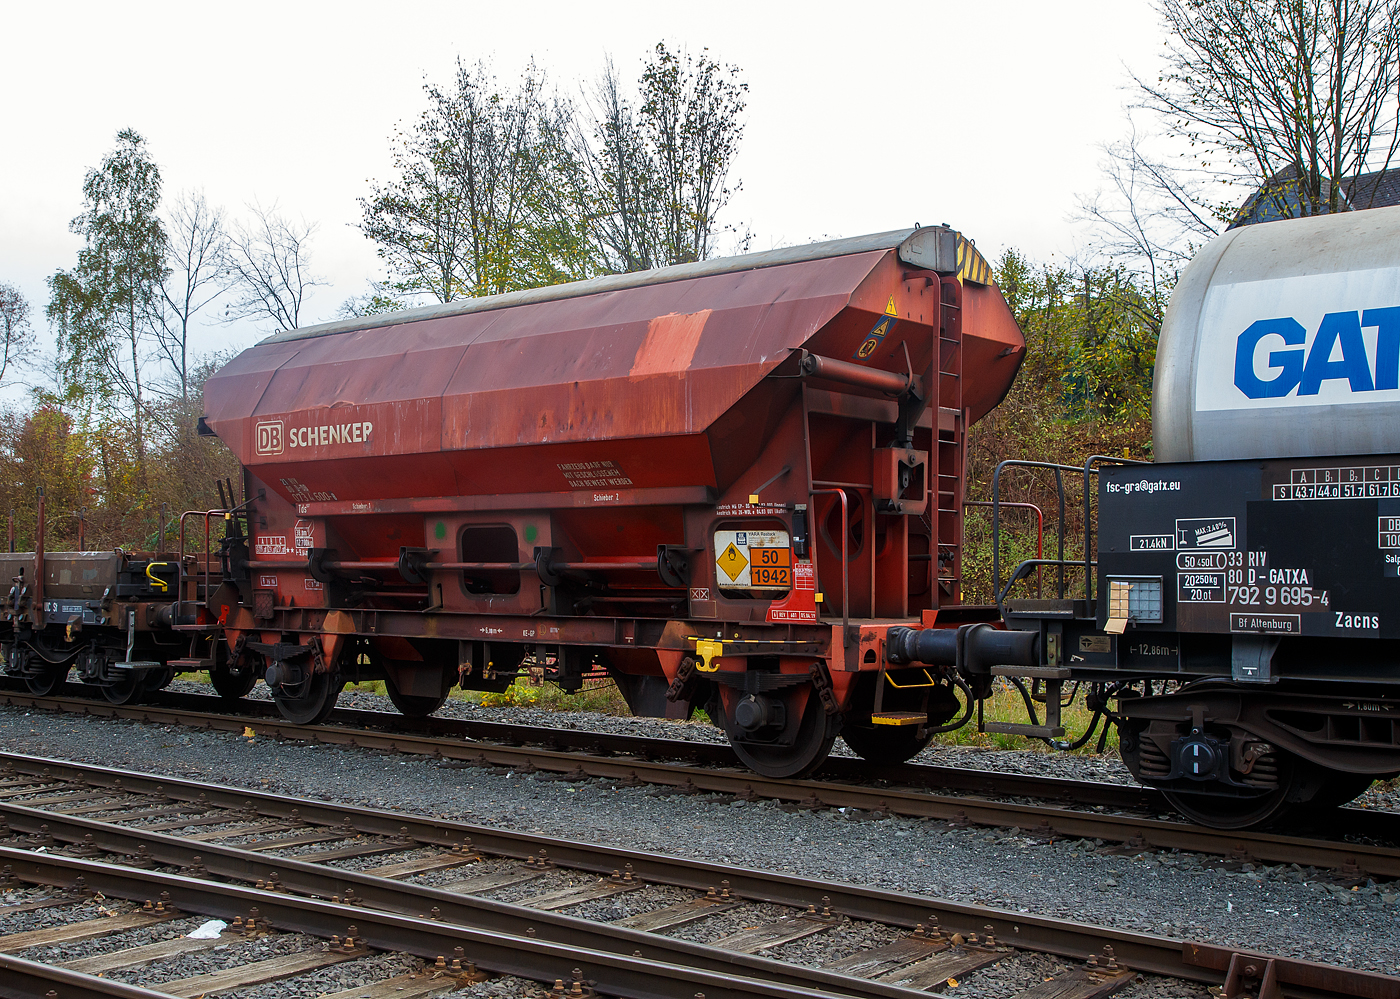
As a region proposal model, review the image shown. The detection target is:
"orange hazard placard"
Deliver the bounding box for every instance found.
[714,529,792,590]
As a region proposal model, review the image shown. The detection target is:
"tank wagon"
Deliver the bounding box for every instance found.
[191,227,1024,776]
[970,205,1400,828]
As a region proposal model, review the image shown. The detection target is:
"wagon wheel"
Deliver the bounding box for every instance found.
[1161,784,1296,830]
[363,645,450,718]
[146,667,176,693]
[384,675,448,717]
[271,669,343,725]
[841,672,960,765]
[210,665,258,701]
[1121,723,1311,830]
[1159,749,1307,830]
[1306,770,1379,810]
[721,685,838,779]
[100,671,150,705]
[25,665,69,697]
[841,725,935,766]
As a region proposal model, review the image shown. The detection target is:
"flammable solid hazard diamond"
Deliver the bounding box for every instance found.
[717,542,748,581]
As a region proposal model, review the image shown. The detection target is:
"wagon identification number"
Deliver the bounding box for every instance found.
[253,535,290,556]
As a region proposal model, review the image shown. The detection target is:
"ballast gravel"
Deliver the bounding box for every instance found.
[1,698,1397,988]
[1,895,119,935]
[556,883,692,922]
[766,916,904,967]
[16,914,208,964]
[106,930,315,987]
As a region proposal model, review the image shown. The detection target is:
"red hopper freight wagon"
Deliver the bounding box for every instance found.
[198,226,1024,776]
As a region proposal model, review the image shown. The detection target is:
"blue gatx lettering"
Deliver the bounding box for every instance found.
[1234,307,1400,399]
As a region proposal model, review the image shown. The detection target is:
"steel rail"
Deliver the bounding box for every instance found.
[0,952,176,999]
[0,800,920,999]
[2,753,1398,999]
[2,688,1398,879]
[0,846,865,999]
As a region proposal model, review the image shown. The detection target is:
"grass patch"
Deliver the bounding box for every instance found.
[346,676,631,714]
[930,681,1118,756]
[447,677,632,715]
[344,680,388,696]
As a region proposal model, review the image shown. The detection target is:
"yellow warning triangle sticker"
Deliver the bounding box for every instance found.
[717,542,748,581]
[885,296,898,316]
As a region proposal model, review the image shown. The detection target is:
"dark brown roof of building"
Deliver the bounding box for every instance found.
[1345,168,1400,210]
[1232,166,1400,227]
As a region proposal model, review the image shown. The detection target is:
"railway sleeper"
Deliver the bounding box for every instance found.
[0,895,477,999]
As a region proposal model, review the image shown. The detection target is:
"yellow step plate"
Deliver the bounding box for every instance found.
[870,712,925,727]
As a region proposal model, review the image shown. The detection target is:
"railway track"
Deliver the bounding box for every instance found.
[0,684,1167,812]
[0,754,1396,999]
[2,684,1399,882]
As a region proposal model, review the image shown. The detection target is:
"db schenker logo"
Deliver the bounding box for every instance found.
[255,420,284,455]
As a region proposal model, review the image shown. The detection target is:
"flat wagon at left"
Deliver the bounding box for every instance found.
[0,490,250,703]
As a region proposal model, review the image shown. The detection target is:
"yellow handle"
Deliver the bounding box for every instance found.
[145,562,170,593]
[694,639,723,672]
[883,667,937,689]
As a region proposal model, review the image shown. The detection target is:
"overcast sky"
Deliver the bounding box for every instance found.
[1,0,1167,403]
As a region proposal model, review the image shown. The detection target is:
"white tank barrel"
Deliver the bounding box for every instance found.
[1154,204,1400,461]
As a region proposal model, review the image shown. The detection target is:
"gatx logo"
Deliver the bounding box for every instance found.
[1235,307,1400,399]
[254,420,284,455]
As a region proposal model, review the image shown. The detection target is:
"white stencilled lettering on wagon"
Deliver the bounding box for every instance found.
[286,421,374,450]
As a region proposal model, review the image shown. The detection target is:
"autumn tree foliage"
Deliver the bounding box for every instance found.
[7,131,244,554]
[0,404,94,550]
[357,43,749,309]
[46,128,168,485]
[960,251,1159,604]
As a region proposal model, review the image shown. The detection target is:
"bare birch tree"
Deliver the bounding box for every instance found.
[1075,123,1224,327]
[224,202,324,332]
[638,43,747,266]
[0,283,35,388]
[577,59,665,272]
[577,44,748,272]
[159,191,228,400]
[1076,0,1400,326]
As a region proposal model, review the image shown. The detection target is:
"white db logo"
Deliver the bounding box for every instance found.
[255,420,284,455]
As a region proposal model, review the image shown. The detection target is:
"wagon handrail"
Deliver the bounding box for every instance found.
[1080,454,1151,602]
[965,500,1044,596]
[177,508,229,626]
[991,460,1081,602]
